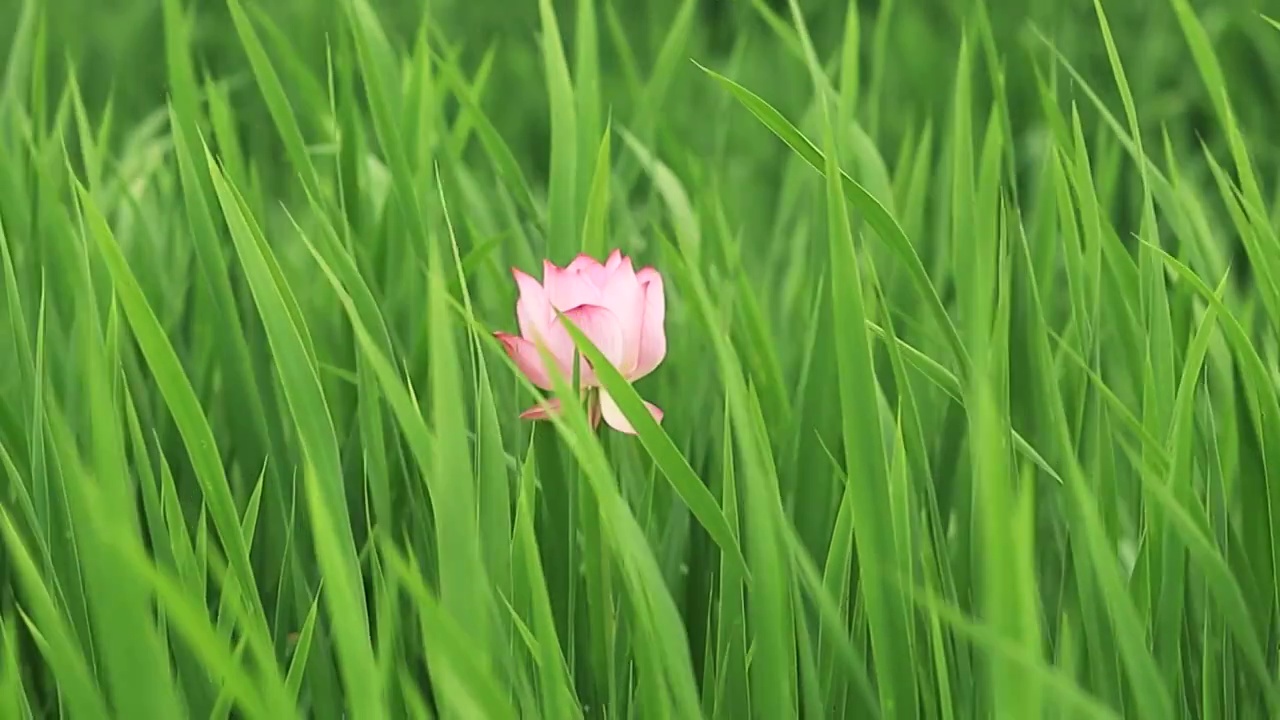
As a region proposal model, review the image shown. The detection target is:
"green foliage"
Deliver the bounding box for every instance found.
[1,0,1279,717]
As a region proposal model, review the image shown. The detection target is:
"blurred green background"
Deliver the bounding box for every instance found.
[9,0,1278,241]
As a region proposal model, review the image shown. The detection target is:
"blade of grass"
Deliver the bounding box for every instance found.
[786,2,918,716]
[204,147,380,718]
[72,181,285,698]
[696,62,966,374]
[555,316,749,580]
[538,0,578,262]
[0,506,111,720]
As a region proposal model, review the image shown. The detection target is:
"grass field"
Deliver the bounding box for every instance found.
[3,0,1280,717]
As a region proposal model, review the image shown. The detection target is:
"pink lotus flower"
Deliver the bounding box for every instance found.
[495,249,666,434]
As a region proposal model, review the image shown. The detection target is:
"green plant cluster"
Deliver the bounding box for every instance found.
[1,0,1279,718]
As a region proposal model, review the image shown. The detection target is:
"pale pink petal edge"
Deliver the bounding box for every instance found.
[599,390,663,435]
[631,272,666,379]
[519,397,563,420]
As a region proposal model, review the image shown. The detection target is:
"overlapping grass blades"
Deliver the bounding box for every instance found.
[1,0,1278,717]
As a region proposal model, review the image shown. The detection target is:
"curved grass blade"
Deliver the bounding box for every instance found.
[695,62,967,374]
[514,443,581,720]
[382,543,519,720]
[430,45,537,217]
[1155,273,1280,712]
[788,3,918,712]
[204,148,380,718]
[71,182,284,694]
[555,312,749,580]
[906,583,1123,720]
[225,0,325,204]
[423,183,499,669]
[0,507,111,720]
[93,509,282,720]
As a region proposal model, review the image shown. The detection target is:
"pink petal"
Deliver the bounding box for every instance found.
[519,397,563,421]
[546,304,625,387]
[568,253,612,288]
[599,389,663,435]
[512,267,551,341]
[631,269,667,380]
[598,257,646,373]
[495,332,555,390]
[636,266,661,285]
[544,259,601,312]
[604,248,623,272]
[586,264,611,288]
[567,253,600,273]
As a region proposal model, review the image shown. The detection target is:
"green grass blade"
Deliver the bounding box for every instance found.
[203,147,379,717]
